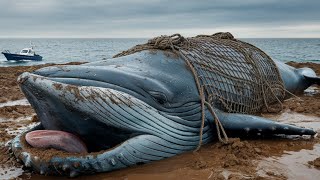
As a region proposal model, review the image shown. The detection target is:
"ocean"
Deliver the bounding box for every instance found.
[0,38,319,67]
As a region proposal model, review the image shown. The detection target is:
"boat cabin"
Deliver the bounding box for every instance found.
[19,48,35,56]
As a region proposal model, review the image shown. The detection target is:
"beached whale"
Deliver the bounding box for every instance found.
[10,35,319,177]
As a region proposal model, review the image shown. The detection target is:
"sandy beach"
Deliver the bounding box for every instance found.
[0,62,319,180]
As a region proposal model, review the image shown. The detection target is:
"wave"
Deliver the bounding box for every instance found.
[281,59,320,64]
[293,59,320,63]
[307,59,320,63]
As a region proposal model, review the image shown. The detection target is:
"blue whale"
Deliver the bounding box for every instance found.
[10,45,319,177]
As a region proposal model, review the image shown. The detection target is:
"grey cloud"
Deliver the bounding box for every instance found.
[0,0,319,37]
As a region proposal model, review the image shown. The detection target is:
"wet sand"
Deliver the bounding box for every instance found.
[0,62,320,179]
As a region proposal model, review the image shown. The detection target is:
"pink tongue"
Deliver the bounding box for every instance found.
[25,130,88,153]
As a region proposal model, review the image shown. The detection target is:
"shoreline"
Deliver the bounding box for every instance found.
[0,61,319,179]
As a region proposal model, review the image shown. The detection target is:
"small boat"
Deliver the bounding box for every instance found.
[2,44,42,61]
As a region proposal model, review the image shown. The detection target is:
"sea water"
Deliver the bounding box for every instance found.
[0,38,319,67]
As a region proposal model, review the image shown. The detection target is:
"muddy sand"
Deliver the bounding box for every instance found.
[0,62,319,180]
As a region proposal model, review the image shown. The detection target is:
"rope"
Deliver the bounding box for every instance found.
[194,86,206,152]
[183,54,229,151]
[204,101,229,144]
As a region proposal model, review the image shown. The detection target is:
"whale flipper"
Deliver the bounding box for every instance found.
[212,110,316,137]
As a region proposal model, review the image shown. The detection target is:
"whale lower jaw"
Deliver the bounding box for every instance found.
[11,125,182,177]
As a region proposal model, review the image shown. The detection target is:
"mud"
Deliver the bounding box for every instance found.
[0,62,84,103]
[309,157,320,169]
[0,62,319,179]
[0,105,35,120]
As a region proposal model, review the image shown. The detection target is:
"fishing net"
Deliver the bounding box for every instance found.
[114,32,286,148]
[114,32,286,114]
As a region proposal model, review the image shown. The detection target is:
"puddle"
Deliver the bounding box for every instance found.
[0,99,30,108]
[220,169,255,179]
[259,110,320,179]
[257,144,320,180]
[0,165,24,180]
[304,86,320,96]
[0,120,38,180]
[262,110,320,131]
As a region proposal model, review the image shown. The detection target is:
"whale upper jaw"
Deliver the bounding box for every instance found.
[17,72,160,152]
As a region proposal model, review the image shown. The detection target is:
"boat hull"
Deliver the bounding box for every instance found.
[2,52,42,61]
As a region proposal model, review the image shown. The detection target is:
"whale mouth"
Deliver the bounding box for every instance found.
[17,72,152,153]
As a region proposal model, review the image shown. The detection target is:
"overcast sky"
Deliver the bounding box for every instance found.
[0,0,319,38]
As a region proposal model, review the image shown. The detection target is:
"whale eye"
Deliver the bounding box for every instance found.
[149,91,168,105]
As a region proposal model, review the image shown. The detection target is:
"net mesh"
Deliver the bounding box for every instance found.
[114,32,285,114]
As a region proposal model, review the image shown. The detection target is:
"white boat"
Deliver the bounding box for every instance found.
[1,43,43,61]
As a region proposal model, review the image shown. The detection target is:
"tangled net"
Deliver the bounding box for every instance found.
[114,32,286,149]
